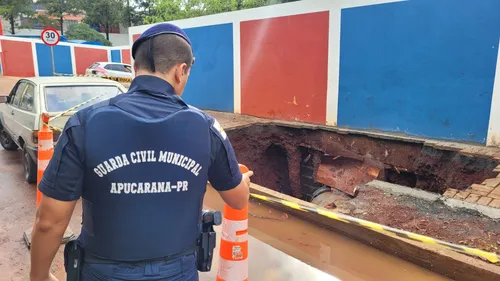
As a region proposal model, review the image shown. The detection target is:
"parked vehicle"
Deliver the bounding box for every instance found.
[0,77,127,183]
[85,62,133,79]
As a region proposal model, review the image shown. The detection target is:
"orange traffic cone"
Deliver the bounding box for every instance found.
[216,164,249,281]
[36,113,54,206]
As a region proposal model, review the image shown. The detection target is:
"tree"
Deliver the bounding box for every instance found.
[65,23,112,46]
[84,0,124,40]
[144,0,301,24]
[35,14,60,28]
[0,0,34,34]
[122,0,148,27]
[38,0,81,35]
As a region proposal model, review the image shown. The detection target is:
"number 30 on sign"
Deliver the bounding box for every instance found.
[41,28,61,46]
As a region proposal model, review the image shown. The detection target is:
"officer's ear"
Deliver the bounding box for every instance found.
[177,63,190,78]
[181,63,190,75]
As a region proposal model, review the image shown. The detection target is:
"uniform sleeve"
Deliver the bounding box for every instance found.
[38,114,85,201]
[207,118,243,191]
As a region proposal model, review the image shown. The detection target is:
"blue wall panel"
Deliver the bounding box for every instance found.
[183,23,234,112]
[36,43,73,76]
[338,0,500,144]
[111,50,121,62]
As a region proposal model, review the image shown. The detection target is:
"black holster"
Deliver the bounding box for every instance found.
[195,231,217,272]
[195,210,221,272]
[64,239,84,281]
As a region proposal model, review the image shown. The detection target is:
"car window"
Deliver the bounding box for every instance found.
[104,64,113,70]
[89,63,100,69]
[11,82,27,108]
[19,84,35,112]
[44,85,123,112]
[114,64,127,72]
[124,65,132,73]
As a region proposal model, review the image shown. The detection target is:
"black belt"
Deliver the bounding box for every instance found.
[84,248,196,265]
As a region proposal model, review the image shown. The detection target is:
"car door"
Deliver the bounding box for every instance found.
[15,82,38,151]
[3,81,27,142]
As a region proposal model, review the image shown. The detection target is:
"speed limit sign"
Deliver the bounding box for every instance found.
[41,28,60,46]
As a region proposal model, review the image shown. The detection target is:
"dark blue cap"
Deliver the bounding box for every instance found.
[131,23,192,60]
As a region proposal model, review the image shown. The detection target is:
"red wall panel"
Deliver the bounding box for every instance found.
[121,49,131,64]
[240,12,329,124]
[74,47,108,74]
[1,40,35,77]
[132,34,141,42]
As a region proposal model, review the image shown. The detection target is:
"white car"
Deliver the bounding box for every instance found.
[0,77,127,183]
[86,62,133,79]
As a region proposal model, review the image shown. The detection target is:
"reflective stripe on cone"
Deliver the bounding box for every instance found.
[36,122,53,207]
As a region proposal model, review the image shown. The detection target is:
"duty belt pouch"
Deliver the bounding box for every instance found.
[64,239,83,281]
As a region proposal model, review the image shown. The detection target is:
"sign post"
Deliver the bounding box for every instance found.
[41,28,61,76]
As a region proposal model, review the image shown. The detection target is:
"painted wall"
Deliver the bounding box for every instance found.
[183,23,234,112]
[74,47,108,74]
[1,0,499,146]
[0,36,131,78]
[0,40,35,77]
[338,0,500,144]
[121,49,131,64]
[129,0,500,146]
[111,49,121,63]
[36,44,73,76]
[240,12,329,123]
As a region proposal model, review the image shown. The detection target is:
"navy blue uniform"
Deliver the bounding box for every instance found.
[38,75,243,280]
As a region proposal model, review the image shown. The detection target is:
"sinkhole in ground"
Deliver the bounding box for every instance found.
[227,125,499,201]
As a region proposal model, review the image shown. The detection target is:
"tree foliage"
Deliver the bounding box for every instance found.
[38,0,81,35]
[143,0,299,24]
[83,0,124,40]
[0,0,34,34]
[65,22,112,46]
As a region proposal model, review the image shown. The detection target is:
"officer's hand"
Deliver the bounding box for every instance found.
[242,170,254,187]
[217,170,254,210]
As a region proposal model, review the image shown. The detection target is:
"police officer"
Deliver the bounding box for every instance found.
[30,23,254,281]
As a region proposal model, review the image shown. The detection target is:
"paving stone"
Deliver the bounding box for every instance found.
[494,166,500,172]
[443,189,458,198]
[470,190,490,196]
[489,199,500,208]
[454,190,471,200]
[482,178,500,188]
[471,184,493,194]
[477,197,493,206]
[464,193,480,203]
[488,188,500,200]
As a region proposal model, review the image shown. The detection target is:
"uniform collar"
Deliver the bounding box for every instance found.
[128,75,177,97]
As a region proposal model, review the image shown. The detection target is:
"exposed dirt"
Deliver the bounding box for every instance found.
[228,125,499,198]
[312,188,500,257]
[228,124,500,259]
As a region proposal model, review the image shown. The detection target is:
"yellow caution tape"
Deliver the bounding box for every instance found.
[249,193,500,263]
[53,72,132,83]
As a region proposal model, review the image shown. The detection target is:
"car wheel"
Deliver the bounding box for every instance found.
[0,128,18,151]
[23,144,37,184]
